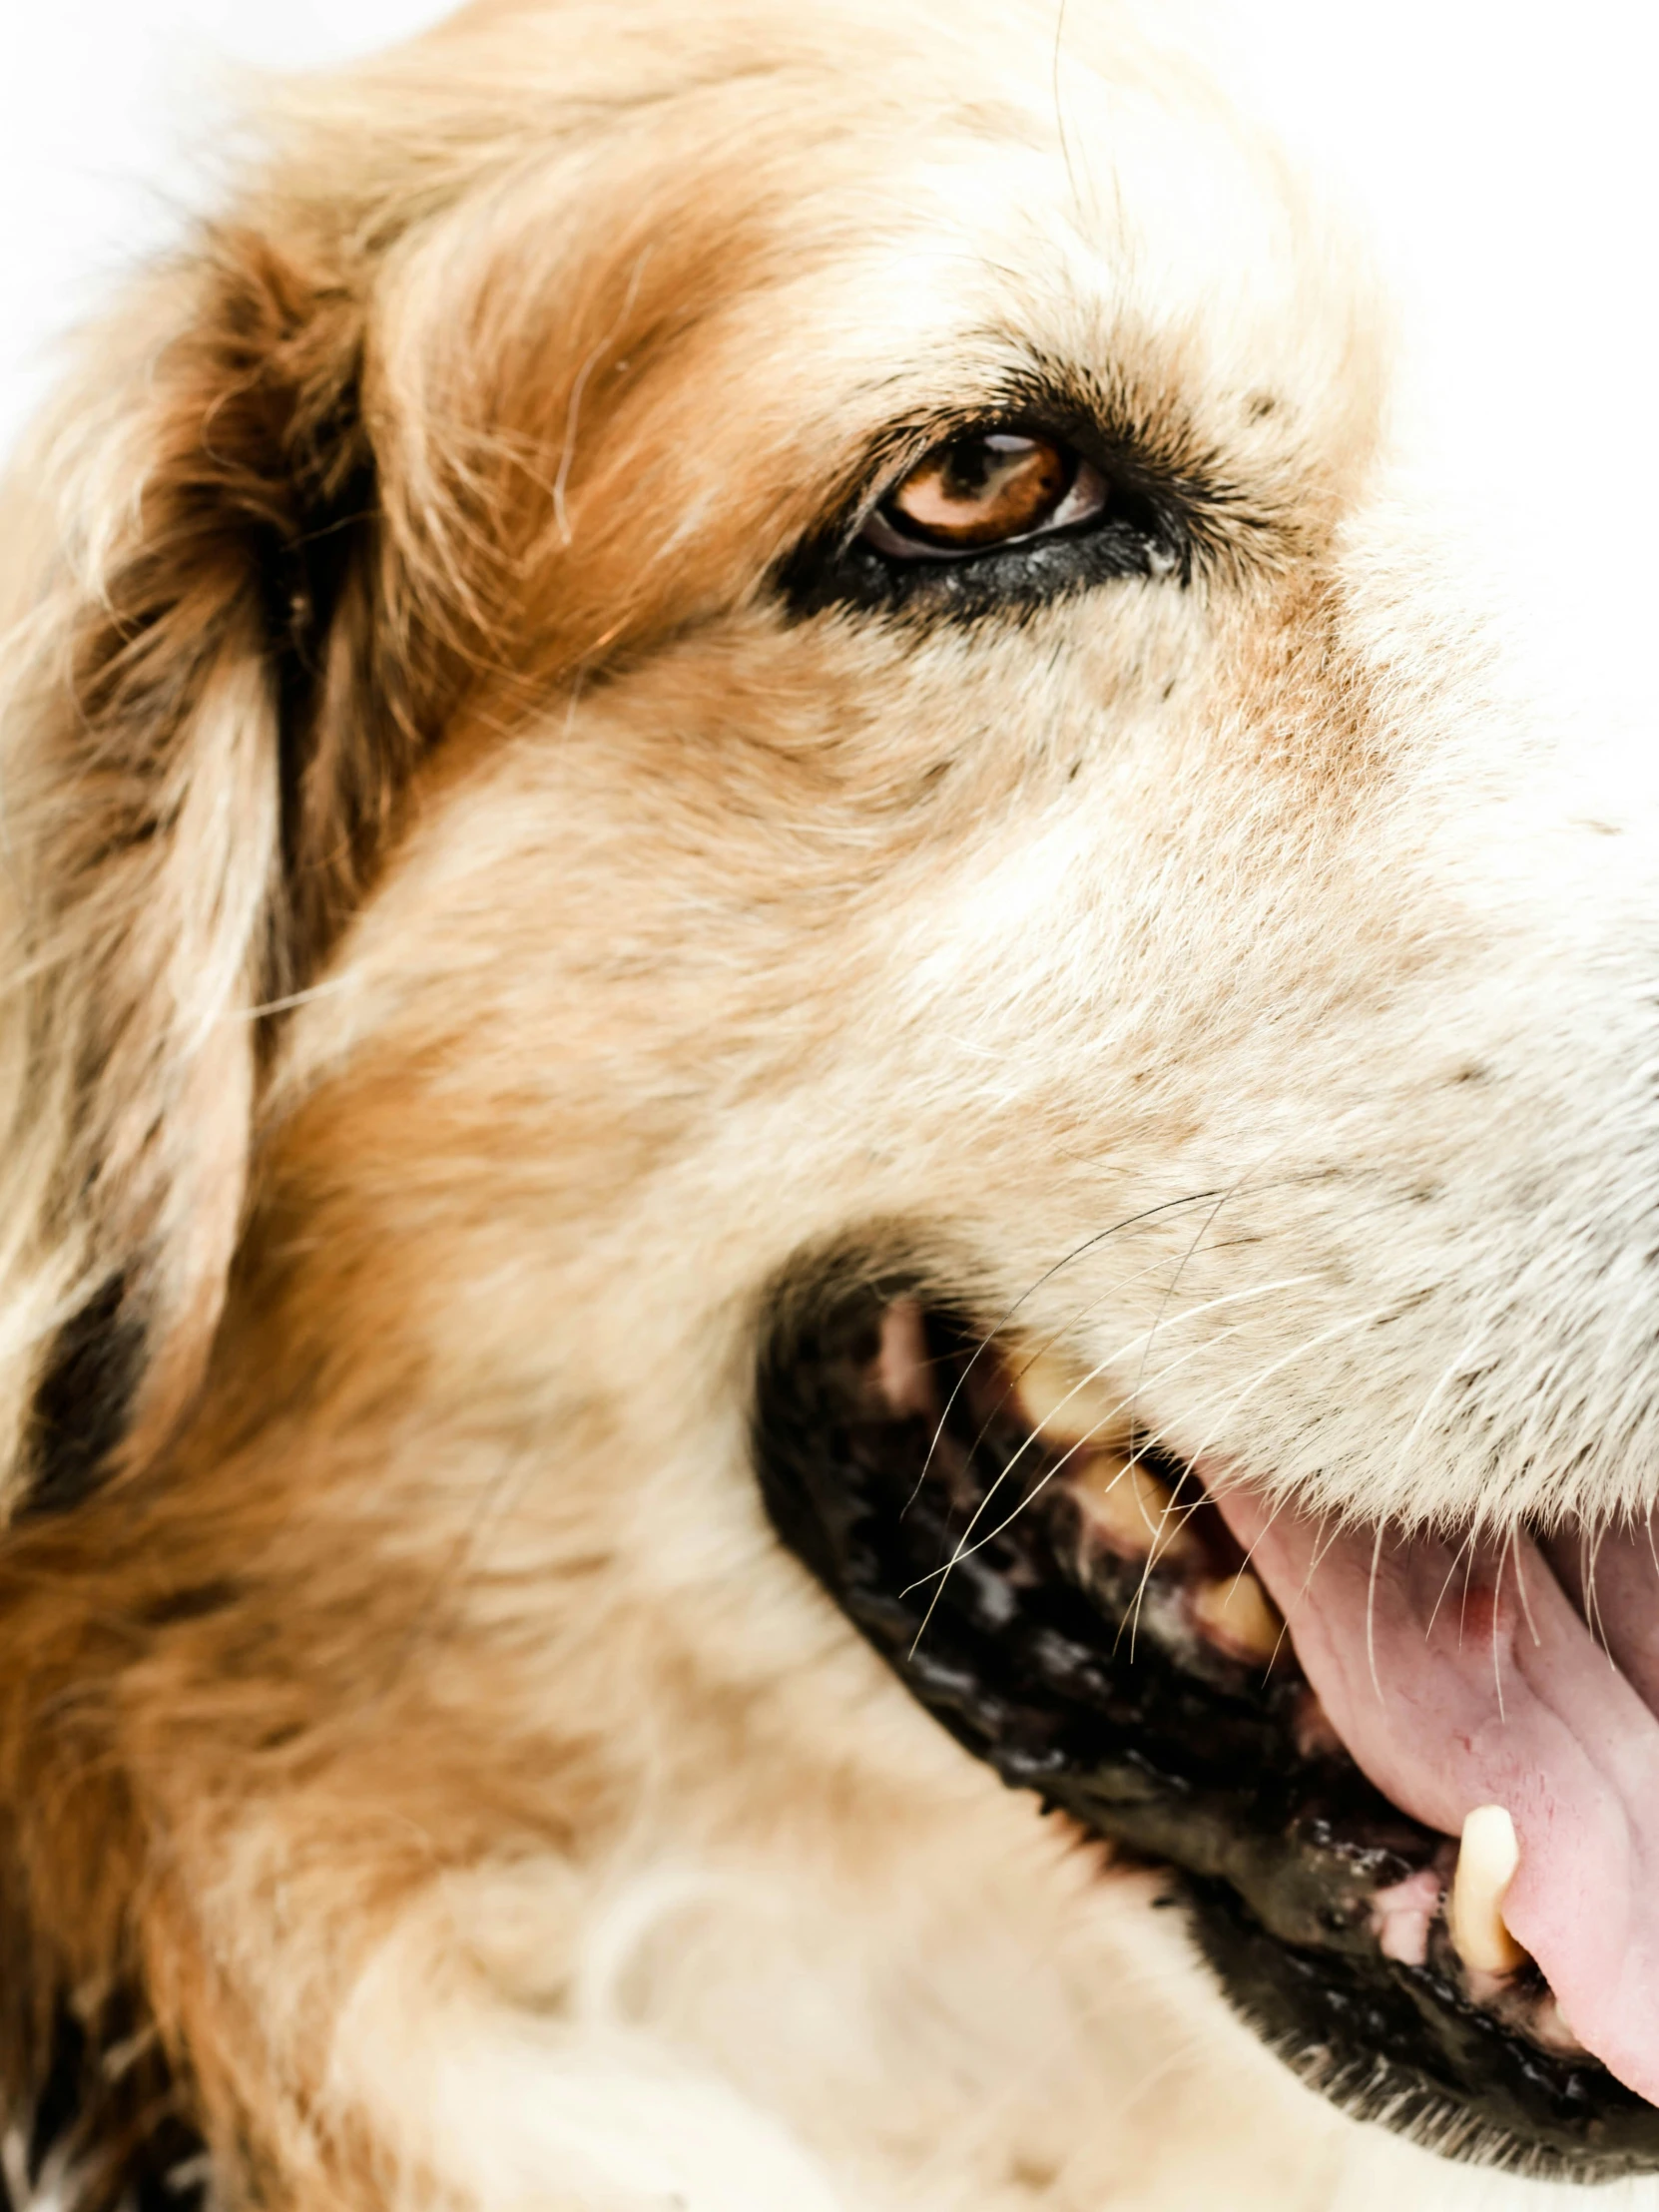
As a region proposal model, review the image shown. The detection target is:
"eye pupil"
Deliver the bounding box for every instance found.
[886,431,1073,549]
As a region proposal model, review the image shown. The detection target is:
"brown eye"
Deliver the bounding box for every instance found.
[862,430,1109,561]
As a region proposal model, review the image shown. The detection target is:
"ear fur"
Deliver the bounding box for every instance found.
[0,225,407,1512]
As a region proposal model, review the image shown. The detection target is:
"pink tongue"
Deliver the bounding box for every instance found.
[1214,1483,1659,2104]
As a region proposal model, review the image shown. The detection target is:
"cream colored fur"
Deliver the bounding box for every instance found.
[0,2,1652,2207]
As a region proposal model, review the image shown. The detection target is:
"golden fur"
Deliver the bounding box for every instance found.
[0,2,1648,2205]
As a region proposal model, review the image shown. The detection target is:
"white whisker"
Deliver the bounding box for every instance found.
[901,1276,1321,1644]
[903,1190,1227,1516]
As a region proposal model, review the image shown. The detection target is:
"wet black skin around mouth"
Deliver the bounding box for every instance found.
[751,1259,1659,2182]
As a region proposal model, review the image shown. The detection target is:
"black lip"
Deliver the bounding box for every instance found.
[753,1260,1659,2181]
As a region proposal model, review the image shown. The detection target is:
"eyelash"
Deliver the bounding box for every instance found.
[780,418,1193,625]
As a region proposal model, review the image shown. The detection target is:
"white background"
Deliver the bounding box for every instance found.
[2,0,1656,641]
[0,0,449,460]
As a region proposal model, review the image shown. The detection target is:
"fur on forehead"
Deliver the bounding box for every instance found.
[356,0,1380,602]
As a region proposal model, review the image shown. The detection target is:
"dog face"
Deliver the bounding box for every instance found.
[4,1,1659,2205]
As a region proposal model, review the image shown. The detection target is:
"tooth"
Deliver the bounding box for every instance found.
[1449,1806,1527,1976]
[1073,1456,1197,1565]
[1011,1351,1120,1450]
[1189,1569,1283,1665]
[876,1299,937,1420]
[1370,1867,1443,1967]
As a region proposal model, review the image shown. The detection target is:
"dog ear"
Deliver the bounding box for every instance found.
[0,225,421,1511]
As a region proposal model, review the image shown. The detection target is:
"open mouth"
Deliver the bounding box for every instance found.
[753,1259,1659,2181]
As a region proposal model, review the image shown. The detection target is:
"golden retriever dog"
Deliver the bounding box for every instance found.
[2,0,1657,2205]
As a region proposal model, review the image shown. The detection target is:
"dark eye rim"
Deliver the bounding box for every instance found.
[778,393,1216,627]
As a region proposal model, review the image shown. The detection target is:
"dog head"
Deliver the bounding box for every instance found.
[2,1,1657,2203]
